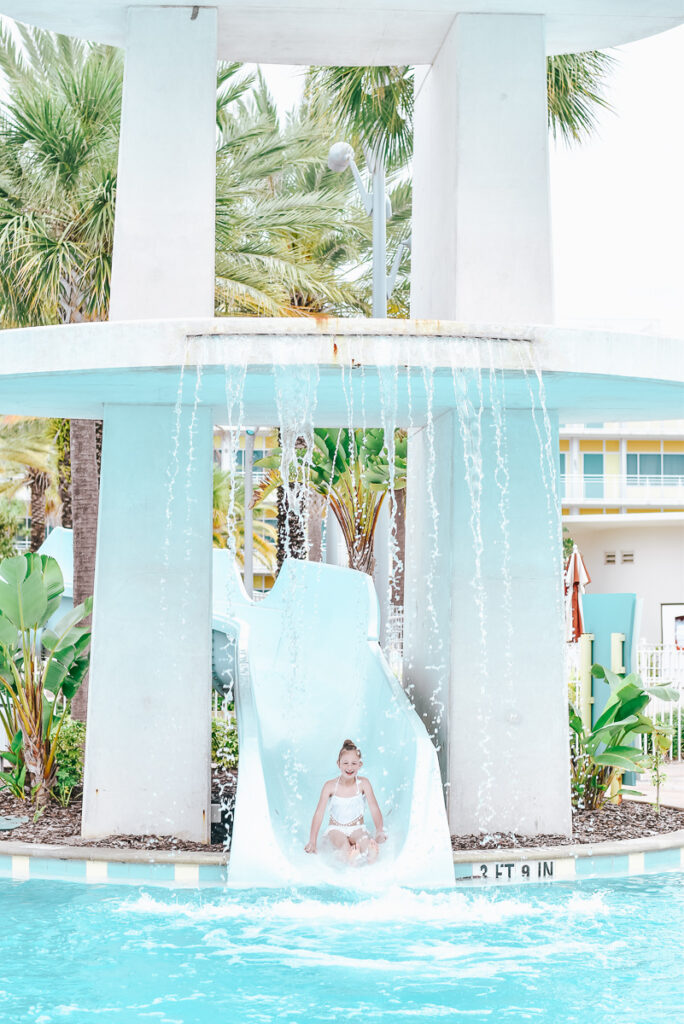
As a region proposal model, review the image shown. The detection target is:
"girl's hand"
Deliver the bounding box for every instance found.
[375,829,387,844]
[305,841,317,854]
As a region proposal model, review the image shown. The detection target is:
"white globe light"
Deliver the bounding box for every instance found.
[327,141,354,173]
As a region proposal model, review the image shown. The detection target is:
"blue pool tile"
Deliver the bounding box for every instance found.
[199,863,228,884]
[107,860,175,882]
[0,855,12,878]
[644,847,681,872]
[453,862,473,880]
[575,854,629,878]
[30,858,87,880]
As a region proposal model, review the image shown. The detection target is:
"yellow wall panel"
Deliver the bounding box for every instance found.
[559,439,569,452]
[605,440,619,452]
[580,440,604,452]
[627,440,661,452]
[663,440,684,453]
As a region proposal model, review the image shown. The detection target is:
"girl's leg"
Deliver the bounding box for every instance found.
[350,829,379,864]
[328,829,355,859]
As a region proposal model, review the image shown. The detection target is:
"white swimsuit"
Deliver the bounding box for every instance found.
[324,777,366,837]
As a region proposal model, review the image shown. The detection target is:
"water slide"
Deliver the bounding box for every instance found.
[39,528,455,887]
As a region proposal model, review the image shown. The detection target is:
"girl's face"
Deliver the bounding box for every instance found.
[338,751,362,779]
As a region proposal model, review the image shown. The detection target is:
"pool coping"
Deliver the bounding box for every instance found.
[1,825,684,887]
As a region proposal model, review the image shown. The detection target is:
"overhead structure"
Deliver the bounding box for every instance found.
[1,1,683,60]
[0,1,682,846]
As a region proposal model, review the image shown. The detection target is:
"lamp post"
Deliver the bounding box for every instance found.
[328,141,407,318]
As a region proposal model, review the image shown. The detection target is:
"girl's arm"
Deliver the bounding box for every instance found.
[305,782,332,853]
[361,778,386,842]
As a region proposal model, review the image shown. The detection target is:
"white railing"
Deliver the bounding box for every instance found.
[565,642,684,761]
[637,645,684,762]
[561,473,684,505]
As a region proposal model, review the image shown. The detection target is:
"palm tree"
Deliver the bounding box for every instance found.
[0,28,120,714]
[213,466,277,571]
[214,72,367,316]
[254,428,407,575]
[0,417,55,550]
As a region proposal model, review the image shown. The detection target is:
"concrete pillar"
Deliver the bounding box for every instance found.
[82,404,213,840]
[109,6,217,319]
[82,8,218,839]
[411,13,553,323]
[404,410,571,837]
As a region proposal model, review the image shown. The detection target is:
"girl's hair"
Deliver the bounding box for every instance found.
[338,738,361,761]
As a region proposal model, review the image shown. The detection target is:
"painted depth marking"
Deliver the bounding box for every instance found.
[474,858,575,882]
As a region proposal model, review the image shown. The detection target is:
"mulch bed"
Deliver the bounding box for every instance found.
[2,778,683,855]
[0,769,237,853]
[452,800,684,851]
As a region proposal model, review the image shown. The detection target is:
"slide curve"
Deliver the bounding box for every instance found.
[38,528,454,887]
[213,552,454,888]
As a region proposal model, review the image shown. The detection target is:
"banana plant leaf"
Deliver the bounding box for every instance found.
[0,554,65,632]
[592,751,645,772]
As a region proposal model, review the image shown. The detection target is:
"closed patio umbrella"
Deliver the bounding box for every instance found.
[564,543,591,642]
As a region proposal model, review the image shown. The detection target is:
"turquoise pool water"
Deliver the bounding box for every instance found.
[3,874,683,1022]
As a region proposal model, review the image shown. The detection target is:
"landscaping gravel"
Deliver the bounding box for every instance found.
[452,800,684,851]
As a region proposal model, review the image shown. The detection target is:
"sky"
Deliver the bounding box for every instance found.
[260,24,684,338]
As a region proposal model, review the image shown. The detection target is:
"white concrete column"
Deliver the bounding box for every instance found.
[109,6,217,320]
[411,14,553,323]
[404,410,571,837]
[82,403,213,840]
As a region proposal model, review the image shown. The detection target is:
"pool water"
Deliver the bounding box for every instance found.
[3,873,683,1023]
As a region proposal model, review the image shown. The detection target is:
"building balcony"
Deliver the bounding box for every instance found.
[561,473,684,506]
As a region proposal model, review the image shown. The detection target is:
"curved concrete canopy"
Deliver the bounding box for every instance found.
[1,2,683,60]
[0,317,682,424]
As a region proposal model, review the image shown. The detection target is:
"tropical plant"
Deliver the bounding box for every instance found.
[212,715,239,772]
[213,466,277,571]
[0,498,22,559]
[254,428,407,574]
[0,552,92,805]
[546,52,616,144]
[52,715,86,807]
[569,664,678,812]
[0,417,56,550]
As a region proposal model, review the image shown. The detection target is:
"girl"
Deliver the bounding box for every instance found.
[304,739,387,863]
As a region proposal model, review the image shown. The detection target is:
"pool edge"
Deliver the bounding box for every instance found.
[1,828,684,887]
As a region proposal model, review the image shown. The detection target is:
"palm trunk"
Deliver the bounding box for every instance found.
[307,490,325,562]
[69,419,100,722]
[28,469,49,551]
[55,418,72,529]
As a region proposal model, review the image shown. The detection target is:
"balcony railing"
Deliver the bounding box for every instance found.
[561,473,684,505]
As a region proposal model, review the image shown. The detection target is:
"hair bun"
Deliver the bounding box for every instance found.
[338,738,362,761]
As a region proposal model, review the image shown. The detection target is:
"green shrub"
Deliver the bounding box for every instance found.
[212,716,238,771]
[52,716,86,807]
